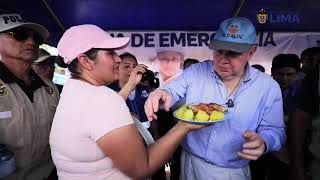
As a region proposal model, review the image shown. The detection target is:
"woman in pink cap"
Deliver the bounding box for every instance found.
[49,24,204,180]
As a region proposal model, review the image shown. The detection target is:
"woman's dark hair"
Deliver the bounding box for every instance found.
[55,48,99,78]
[119,52,138,63]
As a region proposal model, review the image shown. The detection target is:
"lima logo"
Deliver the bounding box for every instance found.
[256,9,300,24]
[257,9,268,24]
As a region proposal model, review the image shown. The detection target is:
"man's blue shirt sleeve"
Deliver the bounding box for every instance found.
[257,81,286,152]
[161,67,192,106]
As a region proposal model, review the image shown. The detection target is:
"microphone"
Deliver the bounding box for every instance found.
[226,99,234,107]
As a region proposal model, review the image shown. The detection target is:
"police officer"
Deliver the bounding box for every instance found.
[0,13,59,179]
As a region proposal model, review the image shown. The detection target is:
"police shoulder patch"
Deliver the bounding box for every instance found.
[0,82,8,96]
[45,86,54,95]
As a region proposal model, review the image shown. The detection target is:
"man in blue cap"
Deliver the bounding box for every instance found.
[144,17,285,180]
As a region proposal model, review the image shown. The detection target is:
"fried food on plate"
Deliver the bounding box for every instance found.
[190,103,227,114]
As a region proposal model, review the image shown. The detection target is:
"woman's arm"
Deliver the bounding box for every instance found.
[119,64,146,100]
[97,121,203,179]
[118,81,136,100]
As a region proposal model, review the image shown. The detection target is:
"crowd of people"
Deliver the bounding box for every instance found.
[0,12,319,180]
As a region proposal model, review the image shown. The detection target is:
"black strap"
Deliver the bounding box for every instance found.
[318,64,320,112]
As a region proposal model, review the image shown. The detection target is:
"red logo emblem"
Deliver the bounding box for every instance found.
[225,24,242,39]
[228,25,239,34]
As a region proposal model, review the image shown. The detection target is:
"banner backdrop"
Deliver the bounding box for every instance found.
[52,31,320,85]
[110,31,320,74]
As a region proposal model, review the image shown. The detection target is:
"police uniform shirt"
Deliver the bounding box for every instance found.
[0,62,59,180]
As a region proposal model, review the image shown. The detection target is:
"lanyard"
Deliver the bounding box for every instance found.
[318,64,320,112]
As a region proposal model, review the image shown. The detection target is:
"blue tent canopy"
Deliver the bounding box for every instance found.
[2,0,320,45]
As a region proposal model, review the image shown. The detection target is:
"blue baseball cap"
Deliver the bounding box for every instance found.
[209,17,257,53]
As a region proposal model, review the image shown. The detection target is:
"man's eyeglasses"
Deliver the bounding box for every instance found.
[214,50,243,59]
[3,28,44,45]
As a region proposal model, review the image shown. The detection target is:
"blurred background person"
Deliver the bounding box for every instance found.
[252,54,303,180]
[288,48,320,180]
[272,54,301,115]
[288,65,319,180]
[155,48,184,86]
[297,47,320,79]
[150,47,185,180]
[32,48,63,93]
[183,58,199,70]
[108,52,163,180]
[258,53,302,180]
[32,49,56,81]
[108,52,152,129]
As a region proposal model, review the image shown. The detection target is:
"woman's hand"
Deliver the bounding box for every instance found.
[127,64,147,88]
[119,64,147,100]
[175,120,208,133]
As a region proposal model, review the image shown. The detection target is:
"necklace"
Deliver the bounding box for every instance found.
[226,71,245,98]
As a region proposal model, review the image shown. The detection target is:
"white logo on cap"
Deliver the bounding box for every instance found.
[2,15,23,24]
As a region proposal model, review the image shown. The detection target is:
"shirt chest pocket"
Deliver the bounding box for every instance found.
[0,111,12,119]
[34,103,56,144]
[33,89,58,130]
[227,104,258,131]
[0,104,24,148]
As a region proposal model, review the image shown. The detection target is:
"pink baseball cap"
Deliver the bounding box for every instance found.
[57,24,130,64]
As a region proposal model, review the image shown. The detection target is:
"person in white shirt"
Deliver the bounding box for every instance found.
[152,47,184,86]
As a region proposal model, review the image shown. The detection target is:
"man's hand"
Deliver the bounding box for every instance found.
[238,131,266,160]
[144,89,173,121]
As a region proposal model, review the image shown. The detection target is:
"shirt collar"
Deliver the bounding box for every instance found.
[0,61,48,88]
[243,64,252,82]
[159,69,183,87]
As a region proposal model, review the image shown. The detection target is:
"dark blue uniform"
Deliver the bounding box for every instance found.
[108,81,151,122]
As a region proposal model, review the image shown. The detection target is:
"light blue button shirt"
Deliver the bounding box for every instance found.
[162,60,285,168]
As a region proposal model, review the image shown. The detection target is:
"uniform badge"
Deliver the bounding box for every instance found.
[141,90,149,98]
[0,83,8,96]
[45,86,54,95]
